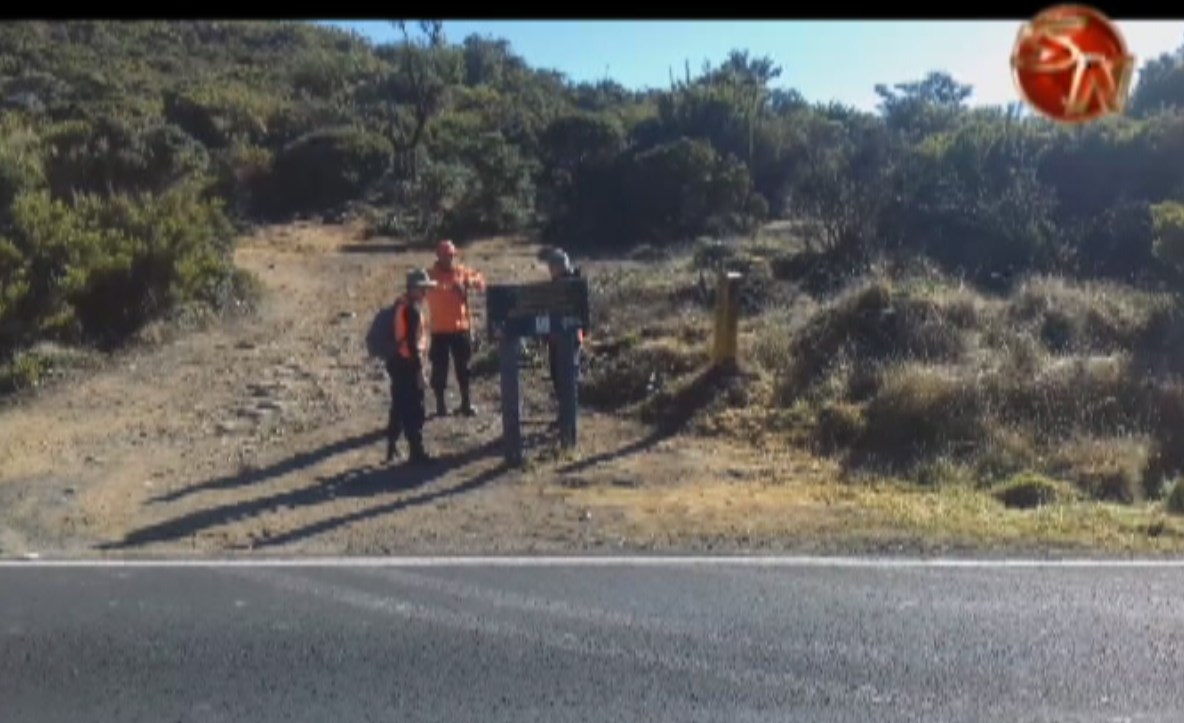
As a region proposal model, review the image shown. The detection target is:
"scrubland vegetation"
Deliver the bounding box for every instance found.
[7,20,1184,526]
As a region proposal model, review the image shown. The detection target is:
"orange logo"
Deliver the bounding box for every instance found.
[1011,5,1135,123]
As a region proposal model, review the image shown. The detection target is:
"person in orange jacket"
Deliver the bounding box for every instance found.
[426,240,486,417]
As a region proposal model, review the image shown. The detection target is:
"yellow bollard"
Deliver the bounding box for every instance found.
[712,270,742,371]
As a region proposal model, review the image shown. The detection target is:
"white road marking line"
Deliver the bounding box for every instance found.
[227,567,845,697]
[1,555,1184,568]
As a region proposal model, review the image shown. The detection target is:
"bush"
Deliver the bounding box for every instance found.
[42,118,210,199]
[210,143,273,218]
[995,354,1141,438]
[851,364,987,469]
[813,401,865,454]
[0,183,237,349]
[162,82,276,149]
[1048,436,1150,504]
[1006,276,1170,354]
[785,279,972,397]
[581,338,706,411]
[0,349,50,393]
[0,117,46,218]
[890,121,1059,287]
[620,138,762,243]
[1072,200,1156,281]
[992,473,1079,510]
[1152,200,1184,278]
[548,138,764,252]
[266,126,393,216]
[434,131,537,240]
[1166,479,1184,515]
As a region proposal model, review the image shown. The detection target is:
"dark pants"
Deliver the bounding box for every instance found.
[548,337,582,399]
[429,332,473,397]
[386,356,425,449]
[385,358,402,445]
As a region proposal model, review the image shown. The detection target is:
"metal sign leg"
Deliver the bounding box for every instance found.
[557,330,579,448]
[499,336,523,465]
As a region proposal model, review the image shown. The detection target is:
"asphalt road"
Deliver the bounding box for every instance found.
[2,559,1184,722]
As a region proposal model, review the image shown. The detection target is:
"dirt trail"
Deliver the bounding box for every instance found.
[0,223,785,558]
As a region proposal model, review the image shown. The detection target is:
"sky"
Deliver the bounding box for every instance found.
[320,20,1184,111]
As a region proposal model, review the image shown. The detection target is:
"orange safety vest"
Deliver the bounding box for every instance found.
[426,262,486,334]
[392,296,428,360]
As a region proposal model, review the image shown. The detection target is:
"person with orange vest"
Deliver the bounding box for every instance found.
[385,269,437,465]
[538,247,586,400]
[426,240,486,418]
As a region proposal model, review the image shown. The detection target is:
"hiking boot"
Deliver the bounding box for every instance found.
[385,439,402,464]
[458,393,478,417]
[408,446,434,465]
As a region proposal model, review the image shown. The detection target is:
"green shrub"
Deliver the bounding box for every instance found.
[992,473,1079,510]
[42,117,209,198]
[0,349,49,393]
[434,131,537,240]
[1166,479,1184,515]
[267,126,393,216]
[1152,201,1184,278]
[852,364,986,469]
[0,183,236,349]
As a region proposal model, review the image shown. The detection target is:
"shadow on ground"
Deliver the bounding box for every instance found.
[148,431,386,504]
[557,366,732,475]
[254,459,510,549]
[99,439,503,551]
[556,429,669,476]
[338,242,415,255]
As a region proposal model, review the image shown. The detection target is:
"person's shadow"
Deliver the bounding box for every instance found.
[147,430,387,505]
[97,439,504,551]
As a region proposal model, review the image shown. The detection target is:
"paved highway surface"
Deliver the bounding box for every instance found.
[2,559,1184,722]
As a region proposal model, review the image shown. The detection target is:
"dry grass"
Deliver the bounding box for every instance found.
[1167,479,1184,516]
[850,364,988,470]
[1046,436,1151,504]
[0,343,105,398]
[990,473,1081,510]
[779,278,981,403]
[561,456,1184,554]
[1007,276,1170,353]
[777,272,1184,508]
[582,336,709,411]
[571,233,1184,551]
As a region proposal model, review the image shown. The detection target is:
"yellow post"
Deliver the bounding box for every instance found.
[712,271,742,371]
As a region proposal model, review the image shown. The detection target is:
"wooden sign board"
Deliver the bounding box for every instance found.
[486,279,590,340]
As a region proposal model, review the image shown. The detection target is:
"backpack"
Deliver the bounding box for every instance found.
[365,304,398,360]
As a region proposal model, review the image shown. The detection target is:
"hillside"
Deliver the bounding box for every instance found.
[6,21,1184,554]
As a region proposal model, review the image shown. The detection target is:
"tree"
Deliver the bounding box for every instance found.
[875,71,971,139]
[358,20,459,180]
[1152,201,1184,279]
[790,113,897,258]
[267,127,393,215]
[884,118,1058,285]
[1130,44,1184,117]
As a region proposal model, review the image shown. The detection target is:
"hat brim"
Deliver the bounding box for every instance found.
[409,281,437,289]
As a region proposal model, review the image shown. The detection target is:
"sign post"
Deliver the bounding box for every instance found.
[712,271,742,372]
[487,278,590,463]
[498,334,523,466]
[556,329,578,447]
